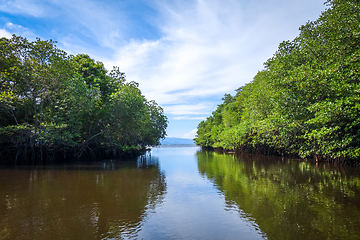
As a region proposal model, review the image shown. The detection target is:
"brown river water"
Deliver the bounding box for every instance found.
[1,146,360,239]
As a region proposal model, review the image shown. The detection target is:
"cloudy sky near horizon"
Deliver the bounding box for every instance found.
[0,0,327,139]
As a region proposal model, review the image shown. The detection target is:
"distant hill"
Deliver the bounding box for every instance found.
[160,137,195,145]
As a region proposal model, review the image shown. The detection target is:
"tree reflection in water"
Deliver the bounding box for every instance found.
[197,151,360,240]
[0,155,166,240]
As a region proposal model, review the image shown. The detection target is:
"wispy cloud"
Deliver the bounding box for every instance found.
[51,0,128,48]
[0,0,47,17]
[183,129,197,139]
[2,22,36,39]
[163,103,213,116]
[172,116,206,121]
[0,0,133,55]
[106,0,325,119]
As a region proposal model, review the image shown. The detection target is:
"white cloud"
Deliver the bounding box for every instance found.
[172,116,206,120]
[163,103,212,116]
[0,0,46,17]
[0,29,12,38]
[105,0,325,117]
[183,129,197,139]
[4,22,35,39]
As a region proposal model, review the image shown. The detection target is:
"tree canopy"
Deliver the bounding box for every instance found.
[0,35,168,163]
[195,0,360,164]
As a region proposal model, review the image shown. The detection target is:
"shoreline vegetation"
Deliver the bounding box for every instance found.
[194,0,360,166]
[0,36,168,164]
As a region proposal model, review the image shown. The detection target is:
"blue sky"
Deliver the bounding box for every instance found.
[0,0,327,139]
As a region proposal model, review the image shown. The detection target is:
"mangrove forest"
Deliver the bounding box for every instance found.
[194,0,360,164]
[0,36,168,163]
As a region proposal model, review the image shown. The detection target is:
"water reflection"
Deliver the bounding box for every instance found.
[3,147,360,239]
[0,156,166,240]
[197,151,360,240]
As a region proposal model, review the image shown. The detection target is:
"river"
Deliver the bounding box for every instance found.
[1,146,360,239]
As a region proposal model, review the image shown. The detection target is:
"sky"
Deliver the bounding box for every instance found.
[0,0,327,139]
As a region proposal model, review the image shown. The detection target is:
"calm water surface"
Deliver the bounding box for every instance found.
[1,146,360,239]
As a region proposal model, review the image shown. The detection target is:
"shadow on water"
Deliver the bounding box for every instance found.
[0,155,166,240]
[197,151,360,240]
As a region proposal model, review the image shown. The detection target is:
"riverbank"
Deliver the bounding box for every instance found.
[0,142,153,164]
[199,145,360,167]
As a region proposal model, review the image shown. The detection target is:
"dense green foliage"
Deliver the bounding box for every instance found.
[0,36,167,162]
[197,151,360,240]
[195,0,360,162]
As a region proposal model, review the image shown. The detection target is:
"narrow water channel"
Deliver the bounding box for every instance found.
[1,146,360,239]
